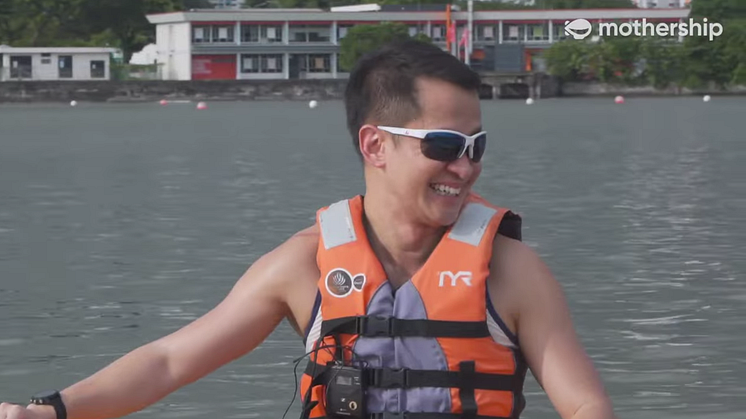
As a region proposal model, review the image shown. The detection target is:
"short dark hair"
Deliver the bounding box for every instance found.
[344,39,482,158]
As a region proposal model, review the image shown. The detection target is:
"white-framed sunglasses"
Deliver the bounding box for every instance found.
[377,126,487,162]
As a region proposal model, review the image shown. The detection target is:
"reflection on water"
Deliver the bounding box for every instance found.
[0,98,744,419]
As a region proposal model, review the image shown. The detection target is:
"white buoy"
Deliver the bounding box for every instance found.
[196,101,207,110]
[70,100,77,107]
[309,100,318,109]
[614,95,625,104]
[703,95,711,102]
[525,98,534,105]
[159,99,168,106]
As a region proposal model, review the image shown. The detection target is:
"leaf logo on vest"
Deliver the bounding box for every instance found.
[325,268,366,298]
[438,271,473,287]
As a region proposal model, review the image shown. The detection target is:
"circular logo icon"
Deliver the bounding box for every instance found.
[348,401,358,411]
[326,269,353,297]
[352,275,365,291]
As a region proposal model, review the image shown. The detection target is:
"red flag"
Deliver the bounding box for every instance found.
[458,27,468,47]
[447,22,457,45]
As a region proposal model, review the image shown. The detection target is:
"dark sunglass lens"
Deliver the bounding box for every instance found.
[471,134,487,162]
[422,133,464,161]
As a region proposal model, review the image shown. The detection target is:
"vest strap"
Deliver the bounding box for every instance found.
[303,363,523,393]
[368,414,511,419]
[320,316,490,339]
[457,361,478,419]
[311,414,512,419]
[365,367,521,392]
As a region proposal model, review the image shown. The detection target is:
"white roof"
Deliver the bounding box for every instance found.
[0,46,119,54]
[330,4,381,12]
[146,8,690,24]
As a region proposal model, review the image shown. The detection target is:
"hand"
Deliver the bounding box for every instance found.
[0,403,56,419]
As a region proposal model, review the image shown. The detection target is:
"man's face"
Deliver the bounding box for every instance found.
[384,77,483,227]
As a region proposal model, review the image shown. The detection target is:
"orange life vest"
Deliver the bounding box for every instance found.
[300,194,527,419]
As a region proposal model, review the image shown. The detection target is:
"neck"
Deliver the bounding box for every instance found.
[361,189,446,284]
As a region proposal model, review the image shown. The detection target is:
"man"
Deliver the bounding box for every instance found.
[0,40,615,419]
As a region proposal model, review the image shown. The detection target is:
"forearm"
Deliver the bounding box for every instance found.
[60,343,177,419]
[570,400,617,419]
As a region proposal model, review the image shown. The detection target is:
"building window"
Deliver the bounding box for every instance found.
[10,56,32,78]
[338,24,353,39]
[241,54,283,73]
[261,55,282,72]
[262,25,282,42]
[553,23,566,41]
[90,60,105,78]
[58,55,73,78]
[503,24,524,42]
[431,24,445,41]
[289,24,331,43]
[308,54,331,72]
[193,26,210,43]
[476,24,495,41]
[41,53,51,64]
[212,26,235,43]
[242,55,259,73]
[242,25,282,43]
[527,24,549,41]
[242,25,259,42]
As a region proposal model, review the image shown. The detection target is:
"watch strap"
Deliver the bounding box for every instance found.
[30,391,67,419]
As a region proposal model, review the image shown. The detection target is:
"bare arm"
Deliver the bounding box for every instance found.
[494,237,616,419]
[18,228,318,419]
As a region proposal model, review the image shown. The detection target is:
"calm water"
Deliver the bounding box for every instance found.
[1,97,745,419]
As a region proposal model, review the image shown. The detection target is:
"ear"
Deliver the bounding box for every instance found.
[359,124,387,168]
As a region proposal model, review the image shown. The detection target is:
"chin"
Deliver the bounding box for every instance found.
[424,185,471,225]
[429,200,465,226]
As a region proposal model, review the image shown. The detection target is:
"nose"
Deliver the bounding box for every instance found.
[446,153,476,180]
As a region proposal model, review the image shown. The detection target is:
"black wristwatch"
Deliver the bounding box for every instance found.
[30,390,67,419]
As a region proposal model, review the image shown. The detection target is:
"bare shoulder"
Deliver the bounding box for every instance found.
[270,224,322,336]
[489,235,616,419]
[242,223,320,309]
[254,223,319,284]
[487,235,554,331]
[490,234,560,308]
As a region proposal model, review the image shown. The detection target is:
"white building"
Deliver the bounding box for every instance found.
[633,0,689,8]
[0,46,119,81]
[145,6,690,81]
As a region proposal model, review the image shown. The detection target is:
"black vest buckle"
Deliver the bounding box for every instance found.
[369,368,408,388]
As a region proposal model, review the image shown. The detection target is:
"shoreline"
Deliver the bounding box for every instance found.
[0,79,744,103]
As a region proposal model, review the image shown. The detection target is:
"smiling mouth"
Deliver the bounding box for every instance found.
[429,183,461,197]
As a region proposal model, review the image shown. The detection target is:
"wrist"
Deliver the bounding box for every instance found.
[27,404,59,419]
[30,390,67,419]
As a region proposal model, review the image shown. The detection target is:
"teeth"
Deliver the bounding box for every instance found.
[430,183,461,197]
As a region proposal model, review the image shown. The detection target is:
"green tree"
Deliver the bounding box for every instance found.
[338,22,431,72]
[689,0,746,21]
[543,40,590,81]
[681,0,746,88]
[0,0,85,46]
[77,0,182,62]
[639,38,685,89]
